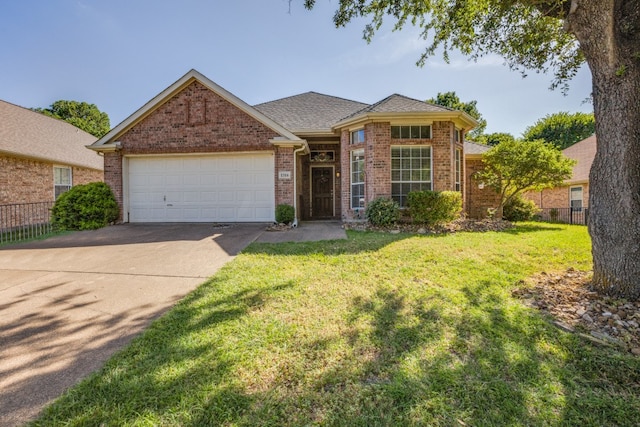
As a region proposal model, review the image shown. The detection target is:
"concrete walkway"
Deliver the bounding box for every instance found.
[0,223,266,427]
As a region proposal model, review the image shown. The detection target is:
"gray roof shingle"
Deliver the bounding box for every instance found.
[253,92,368,132]
[464,140,491,155]
[345,94,454,119]
[0,100,102,170]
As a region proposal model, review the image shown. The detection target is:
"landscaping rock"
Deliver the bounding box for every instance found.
[512,268,640,356]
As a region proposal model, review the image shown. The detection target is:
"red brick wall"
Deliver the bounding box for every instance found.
[0,155,102,205]
[118,81,280,155]
[339,121,463,221]
[103,152,123,219]
[465,157,502,218]
[524,183,589,209]
[275,146,295,207]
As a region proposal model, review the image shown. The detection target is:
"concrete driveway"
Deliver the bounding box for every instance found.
[0,223,266,427]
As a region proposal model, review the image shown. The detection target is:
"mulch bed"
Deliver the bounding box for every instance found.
[513,268,640,355]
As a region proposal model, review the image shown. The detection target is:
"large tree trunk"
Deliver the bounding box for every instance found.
[567,0,640,299]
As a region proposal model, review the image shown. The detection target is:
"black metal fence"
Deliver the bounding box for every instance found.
[535,207,589,225]
[0,201,55,244]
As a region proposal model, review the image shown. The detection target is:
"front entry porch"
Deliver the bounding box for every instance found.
[299,144,341,220]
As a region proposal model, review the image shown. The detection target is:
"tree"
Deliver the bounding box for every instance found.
[476,132,517,146]
[524,111,595,149]
[304,0,640,300]
[474,139,575,218]
[35,100,110,138]
[427,91,487,137]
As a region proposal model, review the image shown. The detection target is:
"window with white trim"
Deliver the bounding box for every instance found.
[391,125,432,139]
[350,129,365,144]
[570,186,583,211]
[54,166,72,199]
[455,148,462,192]
[454,128,462,143]
[350,149,365,209]
[391,146,432,207]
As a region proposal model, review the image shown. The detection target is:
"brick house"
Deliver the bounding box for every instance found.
[90,69,494,223]
[524,134,595,211]
[0,99,103,205]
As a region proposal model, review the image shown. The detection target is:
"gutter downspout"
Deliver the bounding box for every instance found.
[291,145,306,228]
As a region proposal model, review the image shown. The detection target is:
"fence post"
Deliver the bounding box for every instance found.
[570,207,574,225]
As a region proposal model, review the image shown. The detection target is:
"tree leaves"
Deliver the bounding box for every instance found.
[34,100,110,138]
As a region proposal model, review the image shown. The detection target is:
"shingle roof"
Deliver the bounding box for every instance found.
[0,99,102,170]
[563,134,595,183]
[345,94,454,119]
[253,92,368,133]
[464,140,491,155]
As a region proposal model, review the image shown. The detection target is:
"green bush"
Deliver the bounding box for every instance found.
[275,204,295,224]
[51,182,119,230]
[365,197,401,226]
[407,190,462,225]
[503,196,540,221]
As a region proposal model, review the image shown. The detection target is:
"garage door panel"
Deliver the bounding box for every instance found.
[128,154,274,222]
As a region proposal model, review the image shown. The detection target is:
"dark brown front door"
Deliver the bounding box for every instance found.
[311,167,334,218]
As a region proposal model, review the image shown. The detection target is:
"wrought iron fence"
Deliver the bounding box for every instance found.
[535,207,589,225]
[0,201,55,244]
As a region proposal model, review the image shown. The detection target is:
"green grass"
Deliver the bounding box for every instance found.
[33,223,640,426]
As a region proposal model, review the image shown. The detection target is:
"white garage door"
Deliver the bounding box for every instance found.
[127,154,275,222]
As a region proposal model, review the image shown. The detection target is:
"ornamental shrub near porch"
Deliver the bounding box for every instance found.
[51,182,119,230]
[407,190,462,225]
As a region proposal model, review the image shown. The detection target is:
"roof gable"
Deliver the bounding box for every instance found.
[0,100,102,170]
[334,93,478,130]
[90,69,302,150]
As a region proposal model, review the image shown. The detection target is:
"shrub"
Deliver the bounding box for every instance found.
[365,197,401,226]
[503,196,540,221]
[51,182,119,230]
[407,190,462,225]
[275,204,295,224]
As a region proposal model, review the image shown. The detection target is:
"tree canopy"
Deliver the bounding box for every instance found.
[475,132,516,146]
[427,91,487,137]
[474,139,575,217]
[35,100,110,138]
[523,111,595,149]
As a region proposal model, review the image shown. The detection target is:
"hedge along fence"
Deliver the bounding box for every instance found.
[407,190,462,225]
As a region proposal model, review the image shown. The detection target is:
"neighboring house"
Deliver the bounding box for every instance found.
[0,99,103,205]
[89,69,485,223]
[525,134,595,211]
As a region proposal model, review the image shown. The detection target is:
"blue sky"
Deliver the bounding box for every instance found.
[1,0,593,136]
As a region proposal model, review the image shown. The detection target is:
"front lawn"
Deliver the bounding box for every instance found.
[33,223,640,426]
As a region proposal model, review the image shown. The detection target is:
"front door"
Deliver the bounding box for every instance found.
[311,167,334,218]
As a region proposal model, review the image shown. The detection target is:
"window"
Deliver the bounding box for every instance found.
[54,166,72,199]
[454,128,462,143]
[455,148,462,192]
[350,149,365,209]
[391,125,431,139]
[391,146,432,207]
[570,186,583,211]
[350,129,365,144]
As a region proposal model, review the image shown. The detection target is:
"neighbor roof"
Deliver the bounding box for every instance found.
[254,92,367,135]
[464,140,492,156]
[0,99,102,170]
[563,134,595,183]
